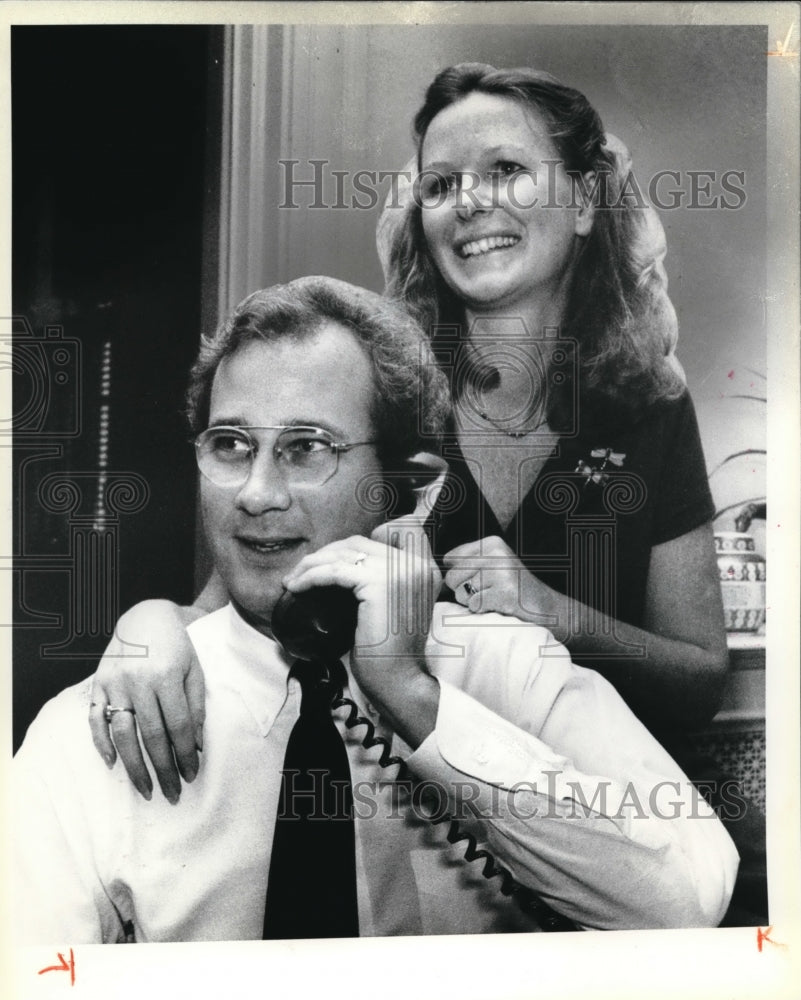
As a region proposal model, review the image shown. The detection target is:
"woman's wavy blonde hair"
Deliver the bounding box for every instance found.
[378,63,685,425]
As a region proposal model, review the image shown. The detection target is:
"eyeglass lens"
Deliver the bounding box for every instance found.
[196,427,338,487]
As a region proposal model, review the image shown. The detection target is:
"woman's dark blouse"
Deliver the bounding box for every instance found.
[428,387,764,926]
[430,390,715,636]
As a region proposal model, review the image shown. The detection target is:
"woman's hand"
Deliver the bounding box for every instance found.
[443,535,568,630]
[443,525,729,730]
[282,522,442,749]
[89,600,206,803]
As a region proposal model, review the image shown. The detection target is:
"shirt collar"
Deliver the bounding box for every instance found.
[216,604,294,736]
[215,603,378,736]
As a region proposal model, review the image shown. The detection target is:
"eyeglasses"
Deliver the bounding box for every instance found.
[194,425,377,489]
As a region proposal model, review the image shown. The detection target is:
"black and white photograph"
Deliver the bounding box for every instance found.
[3,3,799,998]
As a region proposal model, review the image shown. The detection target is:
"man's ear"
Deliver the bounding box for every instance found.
[574,172,596,237]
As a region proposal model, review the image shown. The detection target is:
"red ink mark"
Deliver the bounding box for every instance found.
[756,926,786,951]
[38,948,75,985]
[727,370,735,379]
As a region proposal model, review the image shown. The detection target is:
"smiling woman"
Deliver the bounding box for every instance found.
[375,62,763,923]
[375,64,725,730]
[418,92,593,315]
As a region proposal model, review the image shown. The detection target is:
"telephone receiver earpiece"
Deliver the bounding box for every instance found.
[271,453,449,662]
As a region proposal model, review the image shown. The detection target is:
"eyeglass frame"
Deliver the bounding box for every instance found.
[193,424,379,489]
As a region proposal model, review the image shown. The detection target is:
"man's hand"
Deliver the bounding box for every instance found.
[89,600,206,803]
[281,523,442,748]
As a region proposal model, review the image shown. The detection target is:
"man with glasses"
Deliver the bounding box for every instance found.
[13,276,737,943]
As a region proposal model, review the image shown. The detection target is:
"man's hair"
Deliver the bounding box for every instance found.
[383,62,685,423]
[186,275,452,468]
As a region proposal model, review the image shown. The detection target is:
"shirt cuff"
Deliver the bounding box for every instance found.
[405,680,614,806]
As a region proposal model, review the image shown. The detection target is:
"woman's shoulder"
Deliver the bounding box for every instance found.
[565,389,705,488]
[576,386,696,438]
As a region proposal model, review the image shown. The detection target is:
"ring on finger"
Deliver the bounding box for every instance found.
[463,580,478,597]
[354,552,368,566]
[104,705,136,724]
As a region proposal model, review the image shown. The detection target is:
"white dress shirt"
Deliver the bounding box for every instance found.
[13,603,738,943]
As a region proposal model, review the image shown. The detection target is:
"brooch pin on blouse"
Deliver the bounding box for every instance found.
[575,448,626,488]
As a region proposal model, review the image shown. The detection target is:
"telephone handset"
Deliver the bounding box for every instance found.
[272,455,446,663]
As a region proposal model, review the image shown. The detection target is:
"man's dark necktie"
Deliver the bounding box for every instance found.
[263,658,359,939]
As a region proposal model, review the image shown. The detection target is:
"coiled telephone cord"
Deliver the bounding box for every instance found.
[332,689,577,933]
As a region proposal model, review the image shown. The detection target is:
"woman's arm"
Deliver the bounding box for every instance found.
[444,520,728,730]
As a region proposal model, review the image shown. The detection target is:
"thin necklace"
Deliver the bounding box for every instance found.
[459,359,547,438]
[462,390,547,438]
[476,409,546,438]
